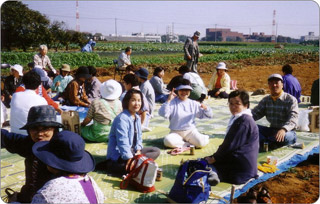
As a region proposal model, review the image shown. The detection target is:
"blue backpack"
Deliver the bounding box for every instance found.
[168,159,212,204]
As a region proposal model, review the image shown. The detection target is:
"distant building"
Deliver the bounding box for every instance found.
[301,32,319,41]
[104,33,161,42]
[206,28,244,42]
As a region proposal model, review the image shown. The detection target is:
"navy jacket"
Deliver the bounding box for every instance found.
[1,129,53,202]
[213,114,259,184]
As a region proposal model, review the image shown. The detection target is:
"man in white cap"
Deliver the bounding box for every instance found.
[3,64,23,108]
[252,73,299,151]
[184,31,201,73]
[207,62,231,98]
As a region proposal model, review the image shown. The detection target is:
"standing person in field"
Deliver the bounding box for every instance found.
[51,64,73,101]
[31,131,105,203]
[281,64,302,103]
[85,66,102,102]
[184,31,201,73]
[208,62,231,98]
[81,80,122,142]
[61,66,91,107]
[149,67,170,103]
[33,45,57,77]
[3,64,23,108]
[159,81,213,152]
[252,74,298,150]
[118,47,132,70]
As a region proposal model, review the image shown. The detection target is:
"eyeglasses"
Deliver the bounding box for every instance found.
[29,127,55,134]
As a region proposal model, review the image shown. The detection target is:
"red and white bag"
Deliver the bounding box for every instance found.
[120,154,158,193]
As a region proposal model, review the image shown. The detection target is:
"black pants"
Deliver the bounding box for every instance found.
[208,88,229,98]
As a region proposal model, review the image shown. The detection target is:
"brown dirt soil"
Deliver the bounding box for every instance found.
[235,154,319,204]
[97,58,319,96]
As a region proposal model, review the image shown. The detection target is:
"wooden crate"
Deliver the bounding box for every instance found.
[309,107,319,133]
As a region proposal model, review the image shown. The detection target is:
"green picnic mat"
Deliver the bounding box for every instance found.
[1,94,319,203]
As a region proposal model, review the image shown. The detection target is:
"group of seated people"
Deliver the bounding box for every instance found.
[0,50,314,203]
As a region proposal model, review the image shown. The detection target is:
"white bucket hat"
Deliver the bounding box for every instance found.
[216,62,227,70]
[10,64,23,76]
[100,80,122,100]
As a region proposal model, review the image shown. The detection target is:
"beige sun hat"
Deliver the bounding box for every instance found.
[100,80,122,100]
[61,64,71,72]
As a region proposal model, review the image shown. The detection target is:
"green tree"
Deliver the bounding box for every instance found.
[1,1,50,51]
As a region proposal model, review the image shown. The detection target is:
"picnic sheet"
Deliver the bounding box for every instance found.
[1,94,319,203]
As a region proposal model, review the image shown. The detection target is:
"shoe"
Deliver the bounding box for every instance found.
[207,171,220,186]
[142,127,152,132]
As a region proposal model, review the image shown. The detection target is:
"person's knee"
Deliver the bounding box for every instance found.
[163,135,181,148]
[193,134,209,148]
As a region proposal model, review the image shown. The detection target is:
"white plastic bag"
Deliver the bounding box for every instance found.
[297,109,312,132]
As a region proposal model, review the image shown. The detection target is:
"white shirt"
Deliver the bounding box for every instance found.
[117,51,131,68]
[10,89,47,135]
[183,72,207,95]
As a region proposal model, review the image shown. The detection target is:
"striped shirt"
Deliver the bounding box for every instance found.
[252,92,299,132]
[86,98,122,125]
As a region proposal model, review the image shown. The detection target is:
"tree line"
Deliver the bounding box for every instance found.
[1,1,90,52]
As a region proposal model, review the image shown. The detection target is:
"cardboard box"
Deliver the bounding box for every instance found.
[61,111,80,135]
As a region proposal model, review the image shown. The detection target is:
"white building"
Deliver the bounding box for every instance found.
[300,32,319,41]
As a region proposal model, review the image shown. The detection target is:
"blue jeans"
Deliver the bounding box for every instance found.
[155,94,169,103]
[257,125,296,149]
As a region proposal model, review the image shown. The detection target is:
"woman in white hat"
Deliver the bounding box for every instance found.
[3,64,23,108]
[207,62,231,98]
[81,79,123,142]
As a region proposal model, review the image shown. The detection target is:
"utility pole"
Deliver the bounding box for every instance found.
[172,22,174,36]
[214,24,217,42]
[115,18,118,39]
[76,0,80,32]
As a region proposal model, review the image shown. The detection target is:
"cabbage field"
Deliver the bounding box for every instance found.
[1,42,318,72]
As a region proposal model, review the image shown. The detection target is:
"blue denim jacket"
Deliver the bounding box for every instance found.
[106,109,143,161]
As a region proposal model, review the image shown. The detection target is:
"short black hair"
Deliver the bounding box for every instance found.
[87,66,97,76]
[125,47,132,53]
[178,65,190,75]
[23,71,41,90]
[228,90,250,108]
[282,64,293,74]
[153,67,165,76]
[123,74,139,87]
[126,65,136,72]
[122,89,144,111]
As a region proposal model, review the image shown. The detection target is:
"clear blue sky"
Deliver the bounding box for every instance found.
[7,0,320,39]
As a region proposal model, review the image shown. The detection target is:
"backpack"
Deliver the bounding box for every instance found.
[120,154,158,193]
[168,159,212,204]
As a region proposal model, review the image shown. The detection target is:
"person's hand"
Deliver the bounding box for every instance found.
[275,129,286,142]
[55,81,60,87]
[167,88,177,102]
[135,150,141,155]
[205,156,216,164]
[187,55,192,60]
[56,108,63,114]
[200,103,207,110]
[214,91,220,97]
